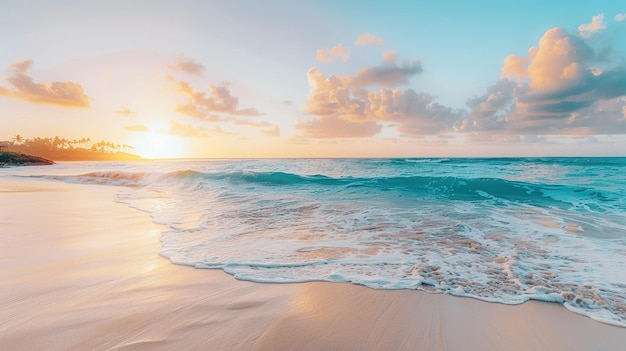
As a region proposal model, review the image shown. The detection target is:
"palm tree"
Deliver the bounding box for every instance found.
[79,138,91,149]
[52,136,62,150]
[97,140,106,153]
[12,135,23,145]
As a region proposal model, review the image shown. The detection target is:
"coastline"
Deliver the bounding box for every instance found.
[0,152,54,167]
[1,177,625,350]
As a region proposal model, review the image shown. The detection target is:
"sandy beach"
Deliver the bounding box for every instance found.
[1,177,625,351]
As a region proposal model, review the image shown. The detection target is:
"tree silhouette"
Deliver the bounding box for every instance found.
[12,135,23,145]
[7,135,140,161]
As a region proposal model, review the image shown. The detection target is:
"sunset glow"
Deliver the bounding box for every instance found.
[3,2,626,347]
[132,130,189,159]
[1,1,626,158]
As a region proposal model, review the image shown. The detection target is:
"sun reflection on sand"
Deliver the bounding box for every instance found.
[293,284,320,316]
[139,229,164,274]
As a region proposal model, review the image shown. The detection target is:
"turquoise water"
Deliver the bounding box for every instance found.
[4,157,626,326]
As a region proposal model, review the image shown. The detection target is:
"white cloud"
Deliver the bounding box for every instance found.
[168,55,205,76]
[173,80,263,119]
[578,14,606,39]
[212,125,238,136]
[355,33,384,46]
[316,44,349,63]
[299,68,464,137]
[166,120,209,138]
[116,107,136,116]
[464,27,626,135]
[3,59,89,108]
[350,53,423,88]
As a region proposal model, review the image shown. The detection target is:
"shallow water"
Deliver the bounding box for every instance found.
[3,157,625,326]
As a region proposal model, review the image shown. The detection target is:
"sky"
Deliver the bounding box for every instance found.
[1,0,626,158]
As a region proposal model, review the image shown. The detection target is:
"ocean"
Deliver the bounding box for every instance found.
[3,157,625,327]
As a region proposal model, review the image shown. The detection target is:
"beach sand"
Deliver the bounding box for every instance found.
[1,177,625,350]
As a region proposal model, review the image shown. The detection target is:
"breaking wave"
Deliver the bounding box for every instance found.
[29,157,626,327]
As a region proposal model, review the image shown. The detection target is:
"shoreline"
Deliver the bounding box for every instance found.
[1,177,625,350]
[0,152,54,167]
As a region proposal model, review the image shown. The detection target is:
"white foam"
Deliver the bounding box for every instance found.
[9,157,625,327]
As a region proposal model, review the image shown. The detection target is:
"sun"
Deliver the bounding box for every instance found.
[152,135,166,155]
[132,131,187,159]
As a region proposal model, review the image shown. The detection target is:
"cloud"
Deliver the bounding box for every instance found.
[233,118,272,127]
[175,102,211,120]
[578,14,606,39]
[299,67,464,137]
[316,44,349,63]
[524,28,594,91]
[173,80,263,119]
[384,89,466,135]
[262,125,280,137]
[2,59,89,108]
[296,116,382,138]
[166,120,209,138]
[0,85,10,96]
[502,55,529,79]
[168,55,205,76]
[350,52,423,88]
[124,124,149,132]
[616,13,626,22]
[464,133,549,144]
[463,27,626,135]
[304,25,626,140]
[462,78,521,133]
[10,60,32,72]
[212,125,238,136]
[355,33,384,46]
[116,107,136,116]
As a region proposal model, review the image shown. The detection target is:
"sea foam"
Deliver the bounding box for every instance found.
[17,157,626,327]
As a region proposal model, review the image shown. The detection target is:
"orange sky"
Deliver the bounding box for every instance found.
[1,1,625,158]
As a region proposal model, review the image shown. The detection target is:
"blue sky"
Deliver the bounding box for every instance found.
[1,1,625,158]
